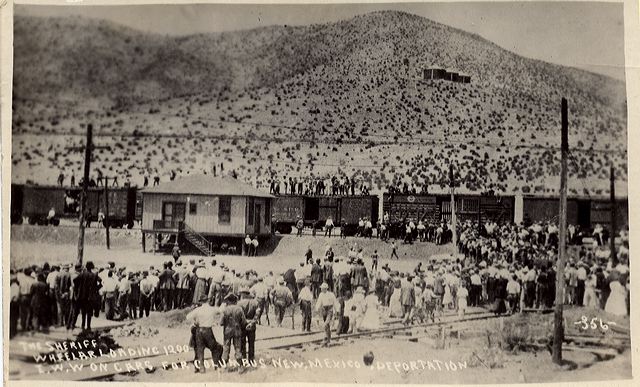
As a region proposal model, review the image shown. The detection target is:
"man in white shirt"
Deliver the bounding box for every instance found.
[148,268,160,311]
[506,274,521,314]
[187,300,223,373]
[576,263,588,306]
[364,218,373,239]
[315,282,338,345]
[208,260,225,306]
[100,271,119,320]
[298,281,314,332]
[251,237,259,256]
[245,235,252,256]
[47,265,60,324]
[139,271,155,317]
[118,273,131,318]
[469,269,482,307]
[250,277,270,325]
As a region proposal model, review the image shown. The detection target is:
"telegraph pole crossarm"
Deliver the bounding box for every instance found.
[66,124,111,265]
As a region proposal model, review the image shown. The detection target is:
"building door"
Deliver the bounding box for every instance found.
[162,202,186,227]
[255,204,262,234]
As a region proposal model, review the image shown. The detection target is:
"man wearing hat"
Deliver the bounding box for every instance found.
[65,263,83,330]
[208,260,225,307]
[139,271,155,318]
[172,241,181,263]
[74,261,101,331]
[400,274,416,325]
[192,262,209,305]
[187,298,223,373]
[311,259,324,299]
[295,263,308,294]
[244,235,252,256]
[221,293,247,367]
[315,282,338,345]
[250,278,270,325]
[271,278,293,327]
[298,280,313,332]
[55,264,72,328]
[296,217,304,237]
[237,288,261,362]
[351,258,368,293]
[159,261,176,312]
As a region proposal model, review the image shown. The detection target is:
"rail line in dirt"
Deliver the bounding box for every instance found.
[16,310,497,381]
[14,309,630,381]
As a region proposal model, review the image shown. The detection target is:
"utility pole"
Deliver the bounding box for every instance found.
[77,124,93,266]
[67,124,111,265]
[553,98,569,365]
[103,177,111,250]
[610,166,617,267]
[449,164,457,247]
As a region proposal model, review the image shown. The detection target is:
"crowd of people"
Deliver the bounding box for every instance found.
[269,175,370,196]
[10,222,631,372]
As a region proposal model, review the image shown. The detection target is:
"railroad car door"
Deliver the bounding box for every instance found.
[577,200,591,229]
[304,197,319,222]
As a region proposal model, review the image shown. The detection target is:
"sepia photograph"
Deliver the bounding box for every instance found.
[4,0,634,384]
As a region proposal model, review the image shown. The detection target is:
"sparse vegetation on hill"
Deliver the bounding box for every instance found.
[11,11,627,195]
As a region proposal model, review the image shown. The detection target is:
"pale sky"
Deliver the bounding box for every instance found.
[16,2,626,80]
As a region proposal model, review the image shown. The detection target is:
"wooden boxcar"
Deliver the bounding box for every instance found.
[10,184,138,228]
[383,193,515,225]
[522,195,628,230]
[272,195,379,235]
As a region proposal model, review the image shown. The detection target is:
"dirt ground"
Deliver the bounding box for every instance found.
[10,224,456,275]
[9,225,632,383]
[105,310,631,384]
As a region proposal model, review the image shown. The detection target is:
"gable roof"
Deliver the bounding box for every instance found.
[142,175,273,198]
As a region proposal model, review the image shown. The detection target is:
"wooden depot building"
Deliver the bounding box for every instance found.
[141,174,273,256]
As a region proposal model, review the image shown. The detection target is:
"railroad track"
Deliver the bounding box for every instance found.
[14,309,630,381]
[15,310,497,381]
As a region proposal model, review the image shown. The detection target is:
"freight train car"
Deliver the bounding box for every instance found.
[522,195,628,230]
[383,193,515,226]
[271,195,379,235]
[10,184,139,228]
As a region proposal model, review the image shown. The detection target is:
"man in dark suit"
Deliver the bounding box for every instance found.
[55,264,72,328]
[311,259,323,299]
[221,293,247,366]
[350,259,368,293]
[73,261,101,331]
[159,261,176,311]
[237,289,261,362]
[400,274,416,325]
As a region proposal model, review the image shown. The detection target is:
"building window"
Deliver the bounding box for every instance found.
[219,196,231,224]
[189,203,197,215]
[248,198,254,226]
[265,201,270,226]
